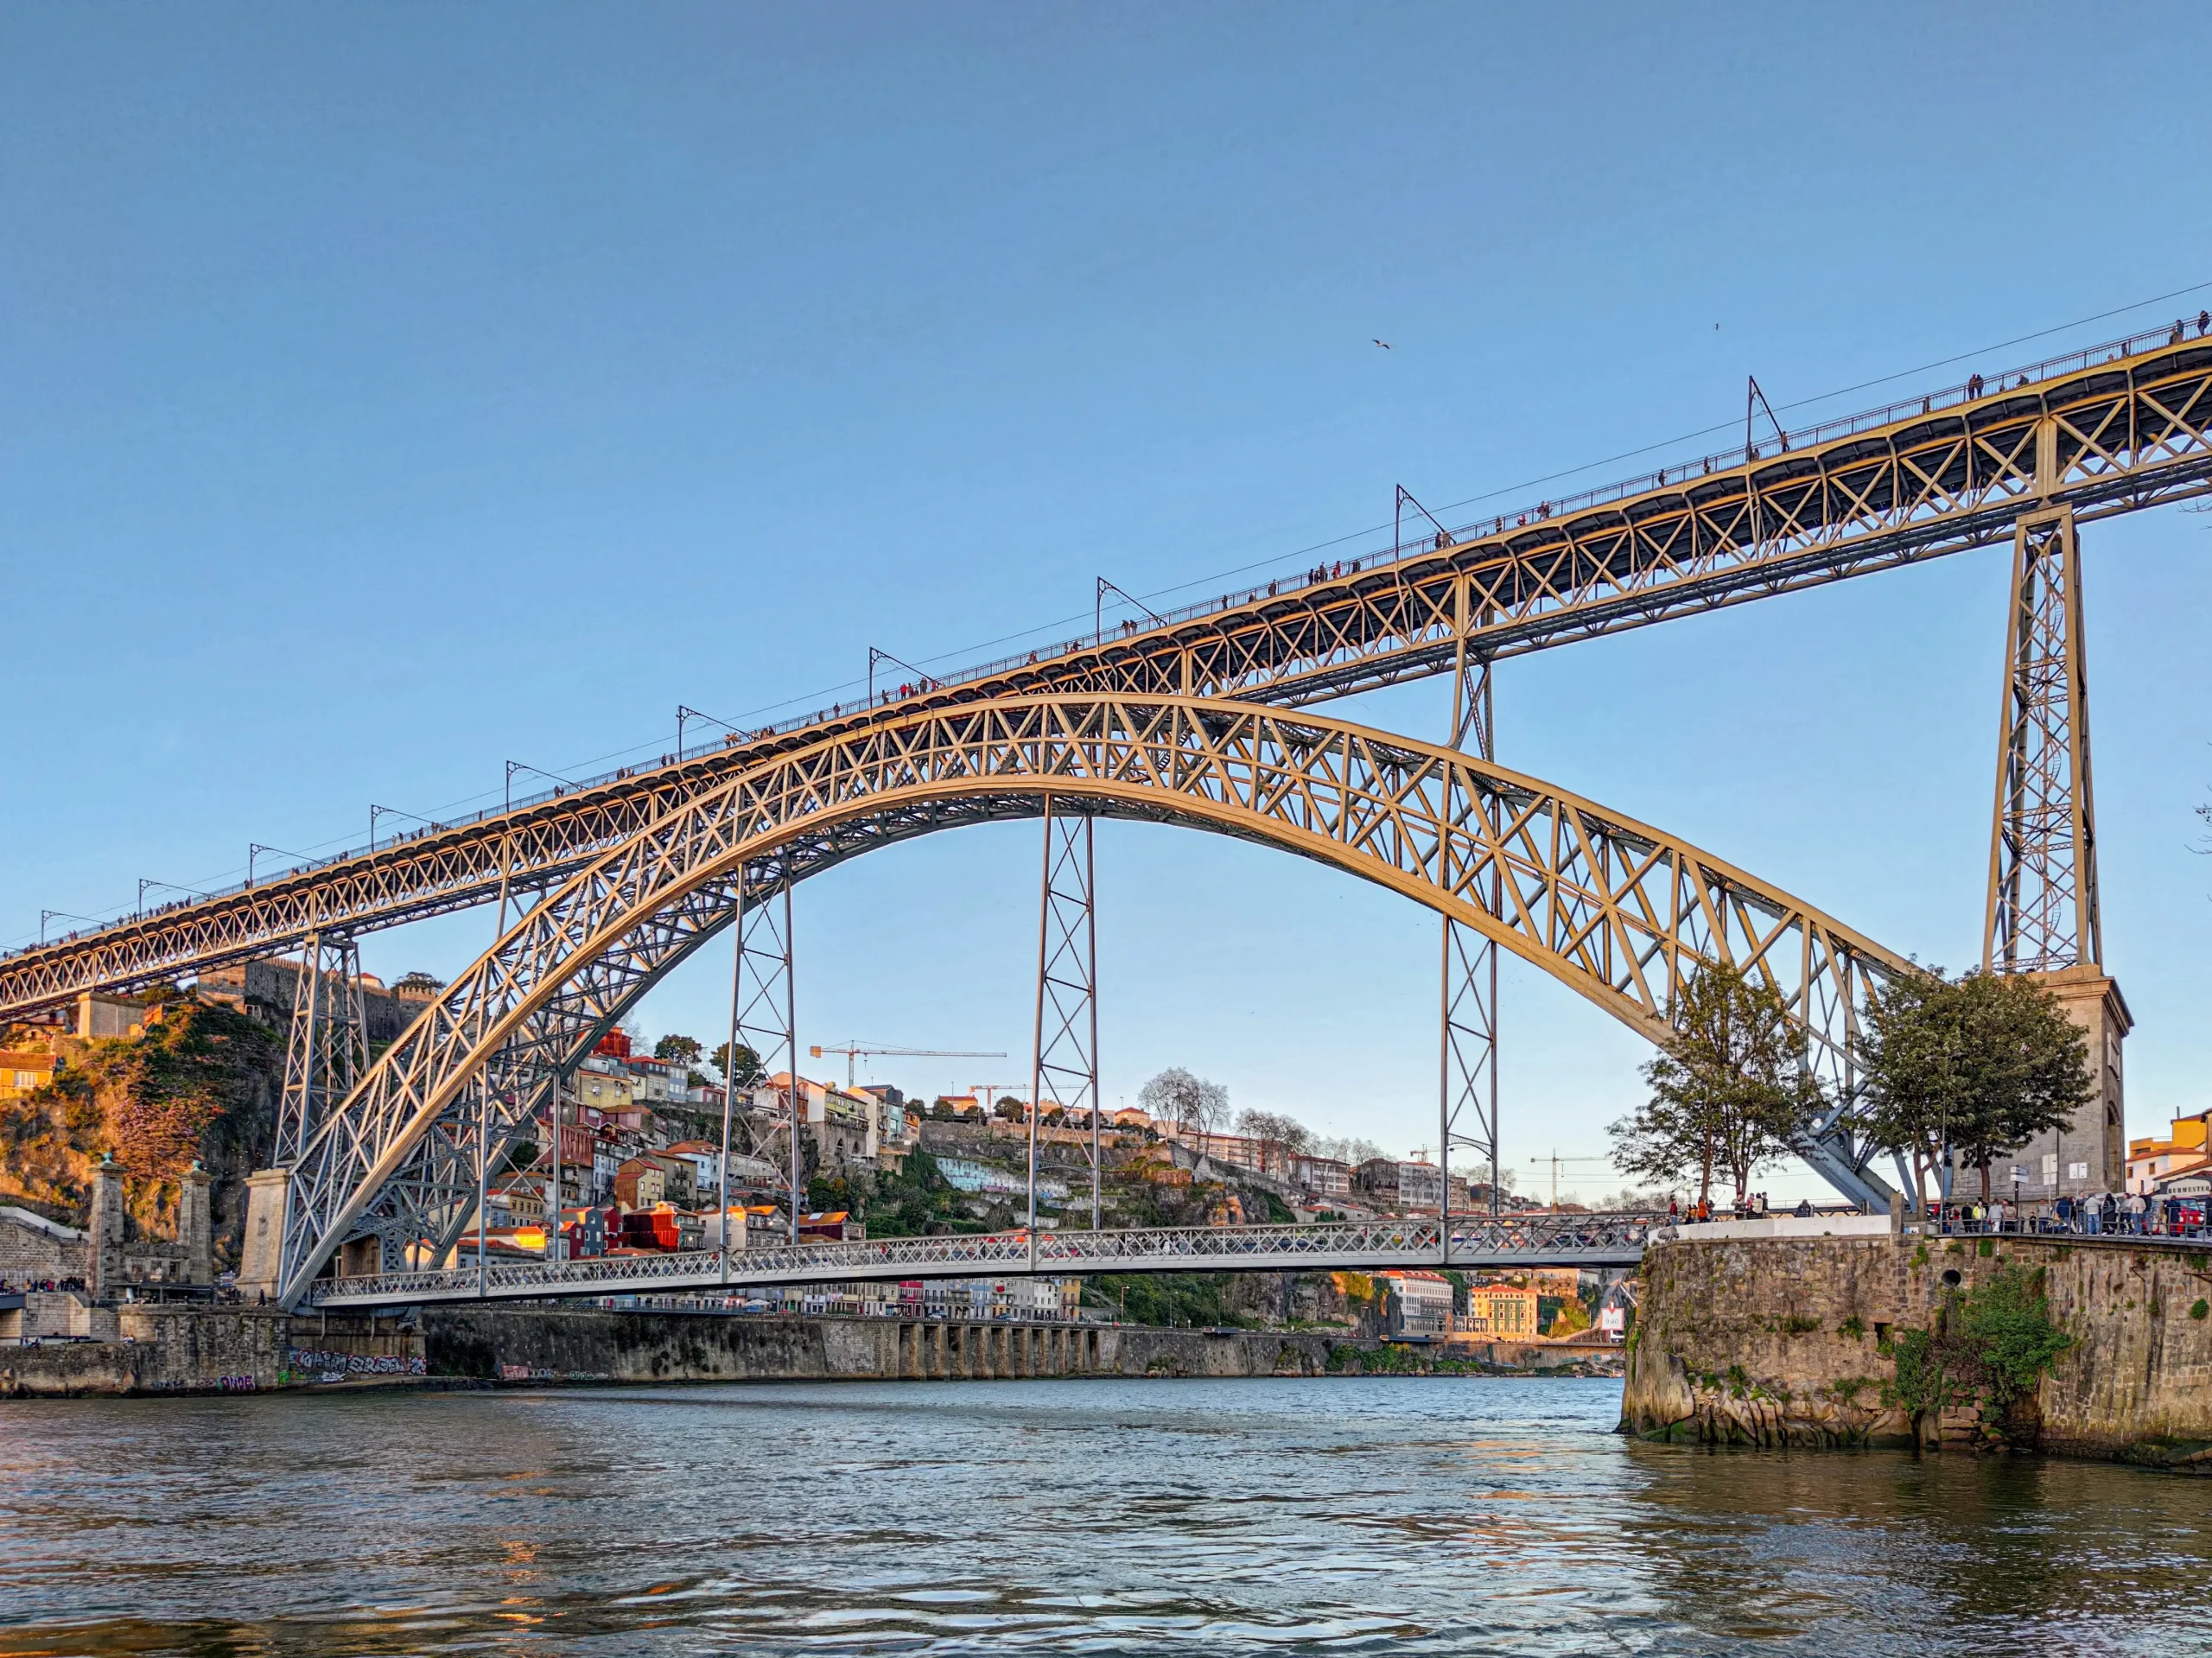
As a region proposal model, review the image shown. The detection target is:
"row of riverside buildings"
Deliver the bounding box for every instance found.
[1373,1267,1635,1344]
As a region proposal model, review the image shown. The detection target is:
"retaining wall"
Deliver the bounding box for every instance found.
[1622,1231,2212,1465]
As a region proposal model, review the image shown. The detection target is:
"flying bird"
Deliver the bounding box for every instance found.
[1372,339,1392,349]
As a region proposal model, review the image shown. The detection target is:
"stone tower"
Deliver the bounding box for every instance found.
[88,1153,124,1298]
[179,1160,213,1285]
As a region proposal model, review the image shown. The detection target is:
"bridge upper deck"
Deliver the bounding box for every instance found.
[7,325,2209,1014]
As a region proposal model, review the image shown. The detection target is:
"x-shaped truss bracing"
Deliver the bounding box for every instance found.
[268,694,1911,1305]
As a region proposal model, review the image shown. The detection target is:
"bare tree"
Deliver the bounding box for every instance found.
[1312,1134,1386,1166]
[1139,1067,1229,1142]
[1236,1108,1313,1172]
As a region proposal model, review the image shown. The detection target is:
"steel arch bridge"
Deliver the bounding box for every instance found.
[265,694,1909,1308]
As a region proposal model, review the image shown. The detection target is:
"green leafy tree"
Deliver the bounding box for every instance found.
[1609,962,1821,1209]
[654,1033,703,1066]
[1858,966,2091,1209]
[993,1095,1026,1122]
[712,1041,766,1091]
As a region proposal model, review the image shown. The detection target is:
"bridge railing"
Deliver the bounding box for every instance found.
[304,1213,1667,1307]
[16,321,2202,962]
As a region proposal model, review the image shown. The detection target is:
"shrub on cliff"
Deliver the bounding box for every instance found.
[1884,1262,2069,1442]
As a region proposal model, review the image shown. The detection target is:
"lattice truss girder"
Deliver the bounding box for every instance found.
[9,343,2209,1018]
[270,694,1913,1303]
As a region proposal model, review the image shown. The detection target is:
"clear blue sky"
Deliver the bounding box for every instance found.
[6,4,2211,1201]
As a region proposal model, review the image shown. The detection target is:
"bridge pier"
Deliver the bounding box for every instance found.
[238,1168,290,1304]
[1982,505,2128,1202]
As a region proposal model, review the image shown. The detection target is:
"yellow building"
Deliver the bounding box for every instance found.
[2126,1109,2212,1195]
[0,1049,57,1102]
[1462,1284,1540,1337]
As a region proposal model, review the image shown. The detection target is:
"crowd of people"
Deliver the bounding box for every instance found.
[1931,1191,2204,1238]
[1657,1189,2207,1240]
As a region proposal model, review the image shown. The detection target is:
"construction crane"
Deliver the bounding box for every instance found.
[1528,1153,1615,1213]
[807,1041,1005,1091]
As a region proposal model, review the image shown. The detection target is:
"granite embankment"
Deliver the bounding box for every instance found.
[1622,1224,2212,1467]
[2,1304,1614,1396]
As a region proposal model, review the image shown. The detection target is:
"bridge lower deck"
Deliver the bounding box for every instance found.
[304,1216,1658,1310]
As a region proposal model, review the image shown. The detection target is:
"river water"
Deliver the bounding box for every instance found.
[1,1376,2205,1655]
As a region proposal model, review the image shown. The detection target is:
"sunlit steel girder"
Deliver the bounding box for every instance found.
[304,1211,1664,1310]
[8,331,2209,1016]
[263,694,1913,1304]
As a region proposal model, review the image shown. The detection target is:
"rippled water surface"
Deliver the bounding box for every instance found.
[2,1376,2207,1655]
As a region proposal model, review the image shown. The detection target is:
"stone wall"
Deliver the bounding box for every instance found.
[0,1209,88,1282]
[1622,1231,2212,1465]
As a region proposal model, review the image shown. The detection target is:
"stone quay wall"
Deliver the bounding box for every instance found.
[0,1306,423,1398]
[1,1301,1607,1398]
[423,1309,1353,1384]
[1622,1231,2212,1466]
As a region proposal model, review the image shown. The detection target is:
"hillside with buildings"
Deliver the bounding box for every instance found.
[2,954,1627,1345]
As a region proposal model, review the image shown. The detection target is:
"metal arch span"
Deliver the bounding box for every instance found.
[272,693,1912,1305]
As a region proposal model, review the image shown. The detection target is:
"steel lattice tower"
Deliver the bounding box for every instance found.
[732,875,802,1242]
[1029,802,1101,1240]
[274,933,368,1171]
[1440,588,1502,1244]
[1984,508,2101,974]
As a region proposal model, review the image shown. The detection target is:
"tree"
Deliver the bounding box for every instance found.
[1140,1067,1229,1140]
[712,1041,765,1091]
[993,1095,1026,1122]
[1609,962,1821,1209]
[1858,965,2091,1209]
[655,1033,702,1066]
[1236,1108,1312,1170]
